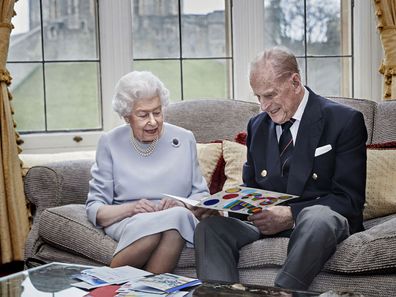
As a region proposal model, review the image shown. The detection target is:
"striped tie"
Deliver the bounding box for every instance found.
[279,118,295,177]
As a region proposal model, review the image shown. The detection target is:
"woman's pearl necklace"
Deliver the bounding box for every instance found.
[131,133,158,157]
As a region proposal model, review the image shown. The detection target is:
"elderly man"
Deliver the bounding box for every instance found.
[194,47,367,290]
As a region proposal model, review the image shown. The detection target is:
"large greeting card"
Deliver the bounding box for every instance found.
[164,186,299,215]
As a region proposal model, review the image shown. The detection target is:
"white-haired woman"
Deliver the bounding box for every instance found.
[86,71,213,273]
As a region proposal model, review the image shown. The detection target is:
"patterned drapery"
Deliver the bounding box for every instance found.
[373,0,396,100]
[0,0,30,264]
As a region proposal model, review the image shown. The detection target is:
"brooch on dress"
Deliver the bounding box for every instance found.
[172,138,180,148]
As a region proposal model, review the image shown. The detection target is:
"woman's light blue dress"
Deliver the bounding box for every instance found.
[86,123,209,254]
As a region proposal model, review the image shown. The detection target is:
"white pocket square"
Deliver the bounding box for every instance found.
[315,144,332,157]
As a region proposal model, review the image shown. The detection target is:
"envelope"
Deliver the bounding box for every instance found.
[314,144,332,157]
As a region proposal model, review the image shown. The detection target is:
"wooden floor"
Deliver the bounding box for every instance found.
[0,261,24,277]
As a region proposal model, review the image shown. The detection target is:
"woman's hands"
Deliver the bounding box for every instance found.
[158,198,221,219]
[97,197,209,227]
[132,199,161,214]
[132,198,186,215]
[158,198,186,210]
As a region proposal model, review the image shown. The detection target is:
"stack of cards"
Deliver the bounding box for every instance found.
[116,273,201,296]
[72,266,152,290]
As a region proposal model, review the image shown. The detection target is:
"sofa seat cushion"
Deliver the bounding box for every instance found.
[39,204,116,265]
[238,218,396,274]
[177,217,396,275]
[38,204,202,269]
[177,247,196,268]
[239,218,396,274]
[238,237,289,268]
[38,206,396,275]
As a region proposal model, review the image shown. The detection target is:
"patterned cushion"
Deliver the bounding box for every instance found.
[208,156,227,194]
[196,143,223,192]
[221,140,246,190]
[364,142,396,219]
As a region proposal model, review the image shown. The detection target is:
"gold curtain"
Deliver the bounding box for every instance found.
[0,0,30,264]
[374,0,396,100]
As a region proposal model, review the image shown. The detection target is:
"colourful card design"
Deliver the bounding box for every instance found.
[163,186,299,215]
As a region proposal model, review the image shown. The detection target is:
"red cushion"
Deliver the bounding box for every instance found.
[234,131,247,145]
[209,156,226,194]
[367,141,396,149]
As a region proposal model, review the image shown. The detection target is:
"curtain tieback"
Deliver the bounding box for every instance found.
[0,22,12,29]
[0,69,12,85]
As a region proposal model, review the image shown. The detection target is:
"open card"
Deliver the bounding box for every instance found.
[135,273,201,294]
[163,186,299,215]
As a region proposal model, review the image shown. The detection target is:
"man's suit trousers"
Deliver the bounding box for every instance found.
[194,205,350,290]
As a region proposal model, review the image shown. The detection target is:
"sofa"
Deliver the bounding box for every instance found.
[23,98,396,296]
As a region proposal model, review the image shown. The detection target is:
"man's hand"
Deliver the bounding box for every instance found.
[159,198,186,210]
[248,206,294,235]
[191,207,220,220]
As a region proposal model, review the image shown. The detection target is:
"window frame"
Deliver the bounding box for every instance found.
[18,0,382,153]
[20,0,132,153]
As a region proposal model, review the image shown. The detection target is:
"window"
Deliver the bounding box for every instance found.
[8,0,101,134]
[234,0,354,100]
[263,0,353,97]
[7,0,381,152]
[131,0,233,101]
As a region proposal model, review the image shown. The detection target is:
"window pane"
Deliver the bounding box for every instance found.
[307,57,352,97]
[296,57,306,85]
[132,0,180,59]
[306,0,350,56]
[9,0,42,61]
[263,0,305,55]
[183,59,231,99]
[45,62,101,130]
[8,63,45,132]
[133,60,182,101]
[42,0,99,60]
[182,0,230,58]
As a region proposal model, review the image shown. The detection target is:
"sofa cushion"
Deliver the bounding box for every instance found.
[238,237,289,268]
[372,99,396,143]
[165,99,260,143]
[222,140,246,190]
[39,204,116,265]
[328,97,376,144]
[364,142,396,220]
[175,217,396,275]
[209,156,227,194]
[196,142,223,193]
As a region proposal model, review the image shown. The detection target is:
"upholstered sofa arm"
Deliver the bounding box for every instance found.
[324,216,396,274]
[24,160,94,212]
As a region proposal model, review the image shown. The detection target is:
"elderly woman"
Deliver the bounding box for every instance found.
[86,71,211,273]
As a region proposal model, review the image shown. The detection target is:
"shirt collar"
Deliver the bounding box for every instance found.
[292,86,309,122]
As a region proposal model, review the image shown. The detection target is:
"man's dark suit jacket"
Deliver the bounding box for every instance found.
[243,88,367,234]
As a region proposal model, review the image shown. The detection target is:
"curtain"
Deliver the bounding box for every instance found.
[374,0,396,100]
[0,0,30,264]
